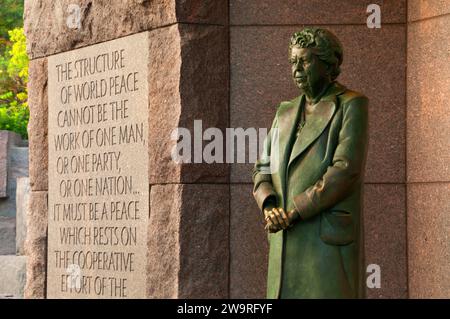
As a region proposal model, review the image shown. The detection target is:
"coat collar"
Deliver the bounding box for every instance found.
[276,82,347,170]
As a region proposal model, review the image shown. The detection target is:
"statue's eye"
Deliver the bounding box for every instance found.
[289,58,296,64]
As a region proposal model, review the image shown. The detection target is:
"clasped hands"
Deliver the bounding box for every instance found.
[264,206,300,233]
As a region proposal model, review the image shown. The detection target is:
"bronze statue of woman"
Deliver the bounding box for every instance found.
[252,27,369,298]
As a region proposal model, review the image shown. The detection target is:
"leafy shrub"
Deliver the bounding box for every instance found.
[0,27,29,139]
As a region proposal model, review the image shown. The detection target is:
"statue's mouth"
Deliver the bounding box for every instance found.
[295,77,307,82]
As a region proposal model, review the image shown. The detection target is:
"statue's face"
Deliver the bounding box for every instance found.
[290,46,329,93]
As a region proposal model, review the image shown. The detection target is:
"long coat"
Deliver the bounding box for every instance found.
[252,82,369,299]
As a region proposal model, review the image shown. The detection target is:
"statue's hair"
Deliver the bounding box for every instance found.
[289,27,343,80]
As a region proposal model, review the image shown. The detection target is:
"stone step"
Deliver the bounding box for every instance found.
[0,255,27,298]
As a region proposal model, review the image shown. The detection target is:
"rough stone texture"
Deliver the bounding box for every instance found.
[27,58,48,192]
[148,26,182,186]
[24,191,47,299]
[24,0,176,59]
[0,216,16,255]
[147,185,180,298]
[148,24,229,184]
[364,184,408,298]
[407,16,450,182]
[230,25,406,184]
[24,0,228,59]
[148,184,229,298]
[16,177,30,256]
[176,0,228,25]
[230,184,268,298]
[408,183,450,298]
[230,0,406,25]
[408,0,450,21]
[0,256,27,298]
[0,131,8,198]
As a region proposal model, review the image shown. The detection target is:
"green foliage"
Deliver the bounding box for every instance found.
[0,95,28,139]
[0,0,24,39]
[0,26,29,139]
[7,27,28,80]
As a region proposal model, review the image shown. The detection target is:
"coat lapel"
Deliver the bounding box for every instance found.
[275,95,303,207]
[287,82,346,168]
[277,95,303,169]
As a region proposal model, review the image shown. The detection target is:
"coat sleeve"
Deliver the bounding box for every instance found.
[292,95,369,220]
[252,116,278,212]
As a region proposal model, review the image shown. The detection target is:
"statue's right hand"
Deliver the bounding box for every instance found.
[264,207,290,231]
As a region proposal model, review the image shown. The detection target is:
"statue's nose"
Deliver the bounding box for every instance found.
[294,63,304,73]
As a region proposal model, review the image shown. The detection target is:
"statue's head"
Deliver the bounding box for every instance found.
[289,28,343,94]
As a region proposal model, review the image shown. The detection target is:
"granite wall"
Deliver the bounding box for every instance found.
[23,0,449,299]
[406,0,450,298]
